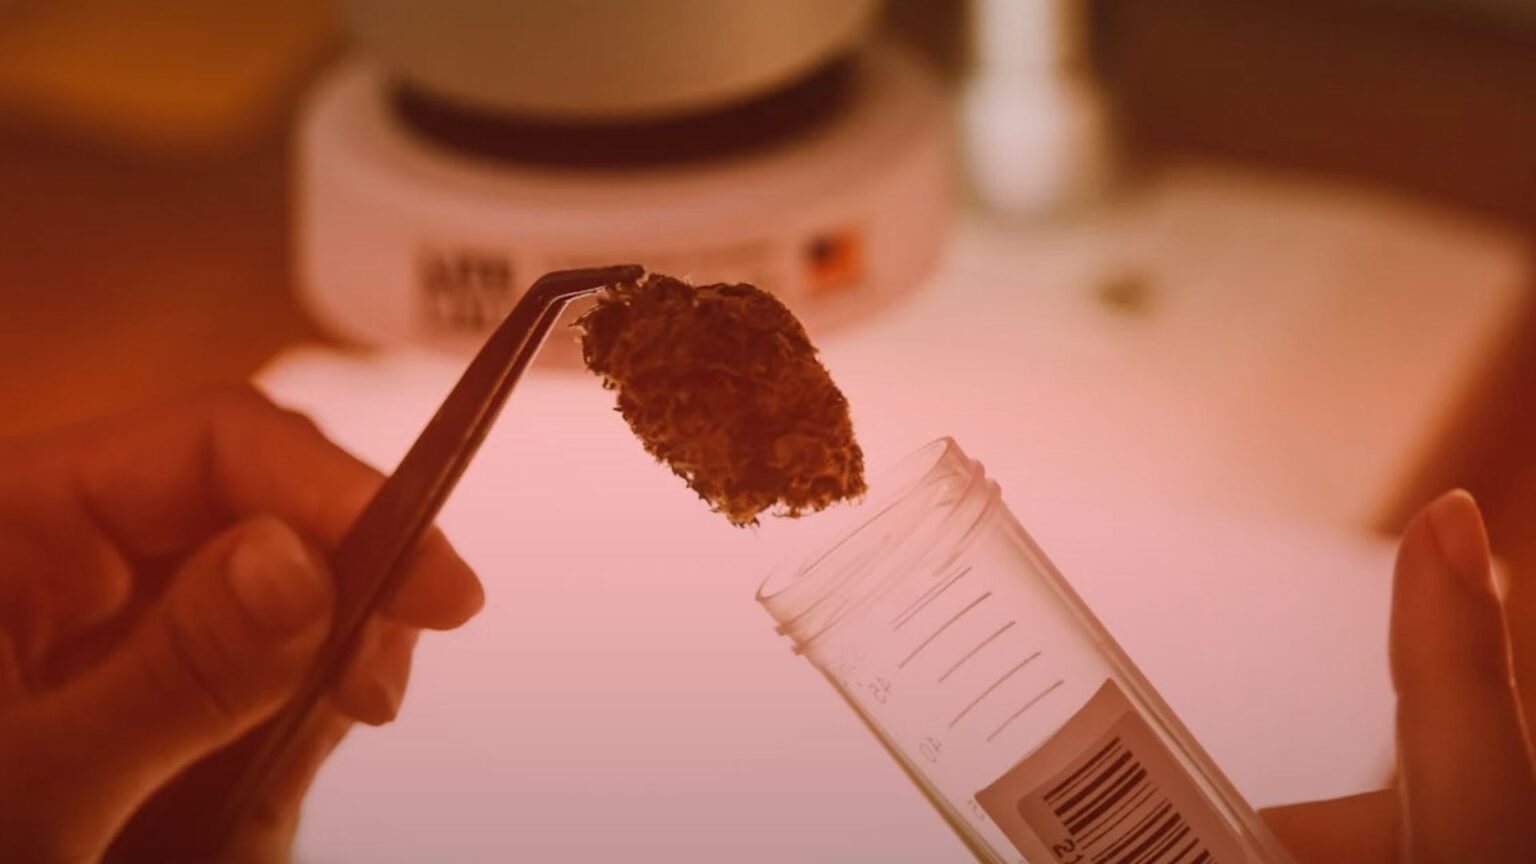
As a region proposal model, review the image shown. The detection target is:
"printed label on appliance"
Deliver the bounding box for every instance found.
[803,225,865,294]
[417,246,518,333]
[976,680,1248,864]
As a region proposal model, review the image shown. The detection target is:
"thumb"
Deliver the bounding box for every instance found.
[1390,490,1536,863]
[15,517,333,850]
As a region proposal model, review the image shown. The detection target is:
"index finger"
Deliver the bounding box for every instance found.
[36,385,482,630]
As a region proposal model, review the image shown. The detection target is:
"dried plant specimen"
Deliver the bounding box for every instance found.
[576,273,865,525]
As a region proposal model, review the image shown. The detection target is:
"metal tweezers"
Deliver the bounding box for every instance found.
[209,264,644,847]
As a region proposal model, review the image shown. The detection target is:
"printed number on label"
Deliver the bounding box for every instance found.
[868,677,893,704]
[919,736,943,763]
[1050,837,1085,864]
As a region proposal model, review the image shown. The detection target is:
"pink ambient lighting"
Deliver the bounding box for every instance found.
[261,165,1524,863]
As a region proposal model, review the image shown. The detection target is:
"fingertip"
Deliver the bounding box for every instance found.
[334,622,417,726]
[86,538,135,622]
[1391,490,1503,686]
[226,517,334,641]
[1423,489,1493,592]
[1393,504,1439,588]
[334,678,398,727]
[385,531,484,630]
[47,536,134,633]
[1390,498,1484,693]
[1389,495,1536,859]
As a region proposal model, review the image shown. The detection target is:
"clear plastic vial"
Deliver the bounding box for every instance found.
[759,439,1297,864]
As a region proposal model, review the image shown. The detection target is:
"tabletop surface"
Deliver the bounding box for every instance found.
[252,163,1530,861]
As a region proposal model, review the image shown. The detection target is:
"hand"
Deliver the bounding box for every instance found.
[1261,491,1536,863]
[0,387,484,863]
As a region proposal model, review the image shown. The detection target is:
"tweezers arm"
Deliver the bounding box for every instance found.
[202,264,643,851]
[325,264,643,633]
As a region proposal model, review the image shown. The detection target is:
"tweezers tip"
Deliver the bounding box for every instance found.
[549,263,646,287]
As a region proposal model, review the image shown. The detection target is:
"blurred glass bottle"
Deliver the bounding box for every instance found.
[962,0,1114,218]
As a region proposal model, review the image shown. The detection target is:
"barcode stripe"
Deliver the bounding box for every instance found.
[1137,822,1190,864]
[939,620,1015,683]
[1116,810,1180,864]
[1161,836,1198,860]
[1081,784,1157,850]
[1066,765,1147,834]
[1164,839,1200,864]
[1055,751,1134,819]
[1096,801,1171,864]
[892,565,973,629]
[898,592,991,669]
[1033,721,1224,864]
[1046,738,1122,803]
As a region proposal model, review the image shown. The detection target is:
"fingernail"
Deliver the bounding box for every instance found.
[1424,489,1493,591]
[359,672,405,726]
[227,519,331,637]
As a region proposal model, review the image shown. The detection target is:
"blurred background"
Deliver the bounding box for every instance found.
[1,1,1534,860]
[3,0,1533,565]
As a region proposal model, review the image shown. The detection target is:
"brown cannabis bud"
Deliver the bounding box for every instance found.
[576,272,865,526]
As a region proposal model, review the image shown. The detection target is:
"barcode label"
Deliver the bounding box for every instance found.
[976,681,1249,864]
[1033,734,1214,863]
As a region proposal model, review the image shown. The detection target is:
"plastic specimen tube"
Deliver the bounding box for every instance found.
[759,438,1297,863]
